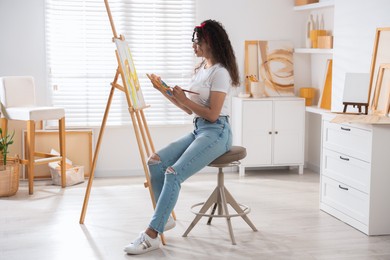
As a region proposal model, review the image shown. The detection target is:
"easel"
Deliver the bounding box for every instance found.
[342,102,368,115]
[79,0,174,245]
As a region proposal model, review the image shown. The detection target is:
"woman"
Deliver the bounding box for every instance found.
[124,19,240,255]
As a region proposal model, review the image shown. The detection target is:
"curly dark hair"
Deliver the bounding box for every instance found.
[193,19,240,87]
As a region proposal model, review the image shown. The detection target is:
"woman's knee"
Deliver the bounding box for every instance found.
[166,166,176,175]
[147,153,161,165]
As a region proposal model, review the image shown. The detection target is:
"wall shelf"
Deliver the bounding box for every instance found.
[294,48,333,54]
[293,0,334,11]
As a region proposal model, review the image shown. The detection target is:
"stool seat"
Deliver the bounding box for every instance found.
[209,146,246,165]
[183,145,257,245]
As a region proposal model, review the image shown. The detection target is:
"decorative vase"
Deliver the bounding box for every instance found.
[250,81,265,98]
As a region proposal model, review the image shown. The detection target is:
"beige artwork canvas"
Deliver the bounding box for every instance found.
[245,40,294,97]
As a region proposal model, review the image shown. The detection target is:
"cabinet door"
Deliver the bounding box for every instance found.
[273,100,304,164]
[242,100,273,165]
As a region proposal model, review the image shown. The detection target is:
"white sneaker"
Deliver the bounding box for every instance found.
[124,232,160,255]
[164,216,176,231]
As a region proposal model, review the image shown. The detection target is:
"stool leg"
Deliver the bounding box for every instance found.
[219,186,236,245]
[224,187,258,232]
[183,187,219,237]
[207,203,217,225]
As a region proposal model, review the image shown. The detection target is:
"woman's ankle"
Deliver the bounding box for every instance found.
[145,227,158,239]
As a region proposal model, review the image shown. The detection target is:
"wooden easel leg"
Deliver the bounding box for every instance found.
[80,83,116,224]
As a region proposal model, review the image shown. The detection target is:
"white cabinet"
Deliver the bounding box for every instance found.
[320,114,390,235]
[232,97,305,176]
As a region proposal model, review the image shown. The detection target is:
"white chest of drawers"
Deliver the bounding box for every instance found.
[320,114,390,235]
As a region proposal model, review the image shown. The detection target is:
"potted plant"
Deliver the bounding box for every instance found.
[0,128,20,197]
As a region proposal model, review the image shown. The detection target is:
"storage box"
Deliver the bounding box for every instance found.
[310,30,327,48]
[49,164,85,186]
[299,87,316,106]
[318,36,333,49]
[294,0,319,6]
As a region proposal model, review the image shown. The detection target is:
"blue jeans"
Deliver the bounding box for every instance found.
[147,116,232,233]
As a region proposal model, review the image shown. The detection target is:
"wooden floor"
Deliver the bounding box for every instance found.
[1,168,390,260]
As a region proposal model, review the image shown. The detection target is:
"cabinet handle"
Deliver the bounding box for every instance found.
[338,185,349,191]
[268,131,272,134]
[340,127,351,131]
[275,131,278,134]
[339,156,350,161]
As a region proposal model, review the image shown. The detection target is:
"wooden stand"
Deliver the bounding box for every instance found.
[342,102,368,115]
[79,0,173,245]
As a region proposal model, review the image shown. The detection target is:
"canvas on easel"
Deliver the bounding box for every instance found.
[79,0,173,245]
[114,38,146,109]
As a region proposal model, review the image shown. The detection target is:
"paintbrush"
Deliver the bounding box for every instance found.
[146,73,199,95]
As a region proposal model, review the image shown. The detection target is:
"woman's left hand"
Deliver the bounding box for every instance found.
[172,86,188,104]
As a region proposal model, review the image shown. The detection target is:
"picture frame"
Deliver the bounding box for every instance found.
[371,63,390,116]
[244,40,294,97]
[368,28,390,112]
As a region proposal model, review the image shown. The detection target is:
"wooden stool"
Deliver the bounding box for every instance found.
[182,146,257,245]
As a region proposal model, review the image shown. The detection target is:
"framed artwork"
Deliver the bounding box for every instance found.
[318,59,332,110]
[114,38,146,109]
[244,40,294,97]
[371,63,390,116]
[368,28,390,112]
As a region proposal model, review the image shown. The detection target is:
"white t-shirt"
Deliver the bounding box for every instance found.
[188,63,231,117]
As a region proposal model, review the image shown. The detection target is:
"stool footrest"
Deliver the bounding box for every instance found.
[190,202,251,218]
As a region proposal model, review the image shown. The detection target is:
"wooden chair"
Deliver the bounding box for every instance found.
[183,146,257,245]
[0,76,66,195]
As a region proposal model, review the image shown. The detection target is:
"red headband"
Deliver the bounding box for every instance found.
[196,22,206,29]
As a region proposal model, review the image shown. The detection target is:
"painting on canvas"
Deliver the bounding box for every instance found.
[245,40,294,97]
[114,38,146,109]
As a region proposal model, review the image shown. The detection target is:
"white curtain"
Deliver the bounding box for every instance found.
[45,0,196,126]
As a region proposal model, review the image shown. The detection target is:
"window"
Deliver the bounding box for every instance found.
[45,0,195,127]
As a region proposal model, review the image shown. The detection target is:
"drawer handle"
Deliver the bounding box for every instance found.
[340,127,351,131]
[338,185,349,191]
[339,156,350,161]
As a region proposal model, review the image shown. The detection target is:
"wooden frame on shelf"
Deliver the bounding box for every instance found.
[371,63,390,116]
[368,27,390,111]
[318,59,332,110]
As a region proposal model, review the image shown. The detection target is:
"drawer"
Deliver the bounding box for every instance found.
[322,149,370,193]
[322,120,372,162]
[321,176,369,225]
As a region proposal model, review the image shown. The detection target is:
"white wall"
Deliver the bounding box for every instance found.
[0,0,305,177]
[196,0,304,95]
[332,0,390,112]
[0,0,47,105]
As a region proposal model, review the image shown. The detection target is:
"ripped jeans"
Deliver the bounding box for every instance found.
[147,116,232,233]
